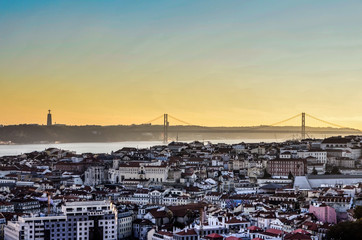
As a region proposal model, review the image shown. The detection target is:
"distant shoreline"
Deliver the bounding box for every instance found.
[0,124,360,145]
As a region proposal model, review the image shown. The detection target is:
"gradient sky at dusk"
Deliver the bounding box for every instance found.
[1,0,362,128]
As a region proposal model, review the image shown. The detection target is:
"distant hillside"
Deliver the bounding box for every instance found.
[0,124,360,144]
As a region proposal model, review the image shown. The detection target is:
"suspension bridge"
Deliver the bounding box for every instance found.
[143,113,357,143]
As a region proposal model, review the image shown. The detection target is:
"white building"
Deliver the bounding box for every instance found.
[117,211,133,239]
[109,161,169,183]
[4,200,117,240]
[297,150,327,164]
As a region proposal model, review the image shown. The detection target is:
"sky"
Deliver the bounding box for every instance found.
[1,0,362,128]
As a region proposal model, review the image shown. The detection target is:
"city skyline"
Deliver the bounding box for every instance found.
[1,1,362,128]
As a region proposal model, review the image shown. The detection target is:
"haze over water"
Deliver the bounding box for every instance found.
[0,133,338,157]
[0,139,283,157]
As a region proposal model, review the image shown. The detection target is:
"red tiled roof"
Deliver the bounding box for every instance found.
[248,226,262,231]
[292,229,311,235]
[225,237,243,240]
[156,231,173,237]
[225,217,248,224]
[284,233,312,240]
[206,233,223,238]
[175,229,197,236]
[149,209,168,218]
[265,228,283,235]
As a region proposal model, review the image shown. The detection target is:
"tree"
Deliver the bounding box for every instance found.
[166,210,173,222]
[262,169,271,178]
[288,171,294,180]
[326,220,362,240]
[331,166,341,175]
[354,206,362,219]
[312,167,318,175]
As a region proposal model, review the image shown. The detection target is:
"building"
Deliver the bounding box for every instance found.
[321,137,352,150]
[309,204,337,224]
[328,157,355,168]
[152,230,173,240]
[133,219,153,240]
[109,161,169,183]
[294,175,362,189]
[4,200,117,240]
[173,229,198,240]
[4,214,67,240]
[11,199,40,213]
[267,158,307,177]
[117,211,133,239]
[85,166,106,186]
[297,150,327,164]
[0,202,15,212]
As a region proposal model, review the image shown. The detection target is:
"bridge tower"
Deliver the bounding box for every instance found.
[163,114,169,144]
[301,112,306,139]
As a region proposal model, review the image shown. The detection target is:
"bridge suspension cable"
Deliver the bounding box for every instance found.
[168,115,193,125]
[144,114,164,124]
[268,113,302,126]
[144,112,352,130]
[305,113,349,129]
[144,114,193,126]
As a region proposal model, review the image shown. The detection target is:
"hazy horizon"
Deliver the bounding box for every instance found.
[1,122,360,130]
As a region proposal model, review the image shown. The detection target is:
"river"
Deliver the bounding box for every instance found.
[0,138,284,157]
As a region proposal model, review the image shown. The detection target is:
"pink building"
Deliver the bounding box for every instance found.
[309,204,337,224]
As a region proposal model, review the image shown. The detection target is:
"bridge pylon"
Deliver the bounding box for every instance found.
[301,112,306,139]
[163,114,169,144]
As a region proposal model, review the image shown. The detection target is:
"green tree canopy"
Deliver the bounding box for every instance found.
[354,206,362,220]
[262,169,271,178]
[326,220,362,240]
[331,166,341,175]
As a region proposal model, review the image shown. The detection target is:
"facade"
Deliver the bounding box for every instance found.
[117,211,133,239]
[0,202,15,212]
[11,199,40,213]
[309,204,337,224]
[267,158,307,177]
[109,161,169,183]
[294,175,362,189]
[321,137,352,150]
[152,231,173,240]
[5,214,67,240]
[4,201,117,240]
[84,166,106,186]
[173,229,198,240]
[328,157,355,168]
[133,219,153,240]
[297,151,327,164]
